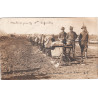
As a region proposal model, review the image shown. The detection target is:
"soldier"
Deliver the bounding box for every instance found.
[67,26,77,58]
[58,27,67,44]
[58,27,67,63]
[79,25,89,62]
[41,34,46,52]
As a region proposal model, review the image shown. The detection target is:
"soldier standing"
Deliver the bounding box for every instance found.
[67,26,77,58]
[79,25,89,62]
[58,27,67,44]
[58,27,67,63]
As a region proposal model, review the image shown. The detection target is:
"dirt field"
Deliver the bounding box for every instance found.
[0,37,98,80]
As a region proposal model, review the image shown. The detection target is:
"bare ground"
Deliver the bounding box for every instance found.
[0,37,98,80]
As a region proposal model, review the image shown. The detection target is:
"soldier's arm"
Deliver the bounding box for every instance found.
[87,33,89,42]
[75,32,78,39]
[65,32,67,39]
[79,33,82,41]
[66,33,69,39]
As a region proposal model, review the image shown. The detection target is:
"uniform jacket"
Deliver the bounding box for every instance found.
[67,31,77,41]
[79,31,89,46]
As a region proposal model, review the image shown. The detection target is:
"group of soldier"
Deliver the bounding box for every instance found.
[58,25,89,62]
[30,25,89,62]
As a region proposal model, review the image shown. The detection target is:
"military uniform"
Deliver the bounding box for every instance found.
[58,27,67,44]
[66,26,77,58]
[79,25,89,61]
[58,27,67,63]
[39,34,45,51]
[67,31,77,45]
[79,29,89,53]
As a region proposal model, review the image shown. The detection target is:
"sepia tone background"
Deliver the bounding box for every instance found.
[0,17,98,80]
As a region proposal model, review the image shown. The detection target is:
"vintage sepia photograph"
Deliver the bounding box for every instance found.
[0,17,98,80]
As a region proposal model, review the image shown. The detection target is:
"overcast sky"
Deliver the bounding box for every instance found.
[0,17,97,35]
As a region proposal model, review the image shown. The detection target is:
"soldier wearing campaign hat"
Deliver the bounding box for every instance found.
[58,27,67,62]
[58,27,67,44]
[66,26,77,58]
[79,25,89,62]
[67,26,77,41]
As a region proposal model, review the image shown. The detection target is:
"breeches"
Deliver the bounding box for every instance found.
[80,44,88,53]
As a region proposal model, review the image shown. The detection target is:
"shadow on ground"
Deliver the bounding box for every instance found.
[2,74,50,80]
[2,68,51,80]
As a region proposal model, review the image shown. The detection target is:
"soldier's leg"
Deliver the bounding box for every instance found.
[84,44,88,59]
[40,44,43,51]
[58,47,64,66]
[48,48,51,57]
[72,45,75,59]
[63,47,66,56]
[81,46,84,62]
[59,52,63,65]
[68,48,71,58]
[81,52,83,62]
[85,51,87,59]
